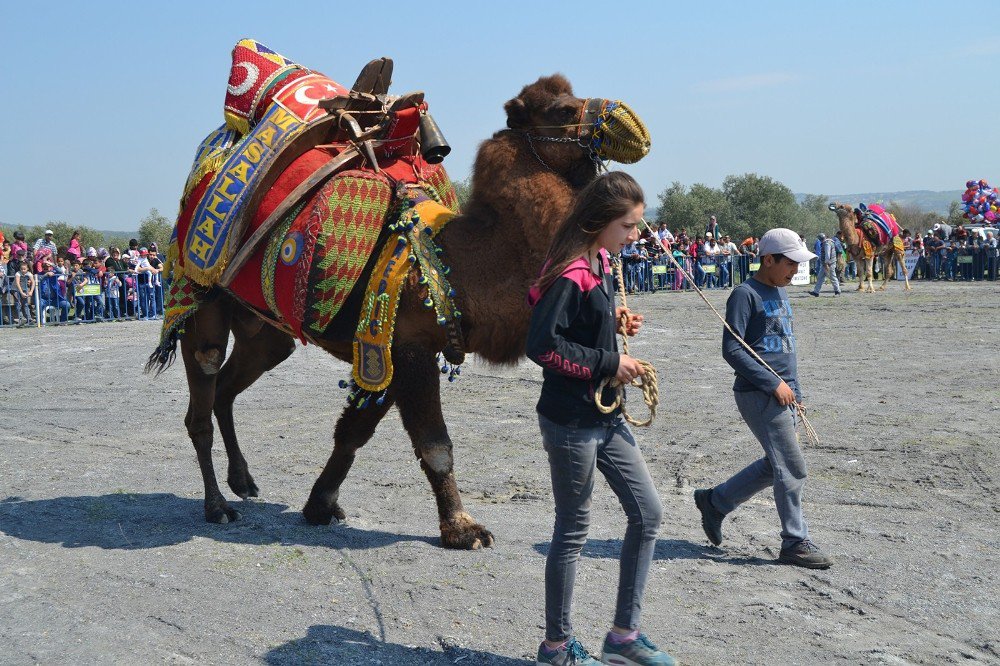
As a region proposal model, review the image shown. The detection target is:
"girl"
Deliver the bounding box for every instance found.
[525,172,674,666]
[67,230,83,262]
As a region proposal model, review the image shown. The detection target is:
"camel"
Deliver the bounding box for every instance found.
[829,203,911,292]
[158,74,649,549]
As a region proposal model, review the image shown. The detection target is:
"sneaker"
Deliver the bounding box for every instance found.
[601,632,676,666]
[537,637,601,665]
[693,488,724,546]
[778,539,833,569]
[808,291,819,297]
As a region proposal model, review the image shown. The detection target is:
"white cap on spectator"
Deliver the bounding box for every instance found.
[758,228,816,262]
[45,229,54,235]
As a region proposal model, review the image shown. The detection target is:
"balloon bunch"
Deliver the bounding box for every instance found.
[961,179,998,222]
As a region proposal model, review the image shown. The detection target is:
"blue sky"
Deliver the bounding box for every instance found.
[2,1,996,231]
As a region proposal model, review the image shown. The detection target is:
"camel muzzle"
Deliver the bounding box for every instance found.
[582,98,651,164]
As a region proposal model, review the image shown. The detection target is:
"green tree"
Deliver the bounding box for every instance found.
[887,201,938,235]
[451,177,471,212]
[138,208,173,249]
[655,181,730,235]
[722,173,799,239]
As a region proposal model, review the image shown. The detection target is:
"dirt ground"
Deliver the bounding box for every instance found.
[1,281,997,665]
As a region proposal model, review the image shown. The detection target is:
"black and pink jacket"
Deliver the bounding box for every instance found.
[526,249,621,427]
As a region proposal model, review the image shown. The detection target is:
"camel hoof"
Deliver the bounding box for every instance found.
[206,503,242,524]
[440,512,495,550]
[228,472,260,499]
[302,499,347,525]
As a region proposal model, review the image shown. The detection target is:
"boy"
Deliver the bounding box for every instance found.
[694,228,833,569]
[14,261,35,326]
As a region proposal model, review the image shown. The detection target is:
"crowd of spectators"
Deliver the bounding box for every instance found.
[0,229,165,328]
[904,223,999,281]
[616,217,999,294]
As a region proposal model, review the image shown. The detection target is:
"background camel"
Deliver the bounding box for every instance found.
[829,202,911,292]
[164,74,649,549]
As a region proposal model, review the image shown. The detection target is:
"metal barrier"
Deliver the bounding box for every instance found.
[0,270,164,329]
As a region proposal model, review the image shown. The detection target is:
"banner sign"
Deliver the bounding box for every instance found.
[790,261,810,286]
[896,249,921,280]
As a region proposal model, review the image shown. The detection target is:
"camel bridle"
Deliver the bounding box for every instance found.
[506,97,650,172]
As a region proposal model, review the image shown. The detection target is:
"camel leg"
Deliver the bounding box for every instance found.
[389,344,494,549]
[180,298,240,523]
[901,250,912,290]
[214,313,296,499]
[302,394,396,525]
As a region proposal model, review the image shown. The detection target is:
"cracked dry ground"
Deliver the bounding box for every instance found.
[1,281,997,665]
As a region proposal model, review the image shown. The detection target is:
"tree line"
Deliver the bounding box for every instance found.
[1,208,173,254]
[4,173,968,254]
[654,173,966,241]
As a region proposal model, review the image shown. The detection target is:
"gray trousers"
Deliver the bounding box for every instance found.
[812,261,840,294]
[711,390,809,549]
[539,414,663,642]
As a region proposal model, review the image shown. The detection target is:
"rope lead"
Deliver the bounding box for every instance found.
[594,260,659,427]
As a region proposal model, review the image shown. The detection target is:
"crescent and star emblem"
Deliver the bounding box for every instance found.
[227,62,260,96]
[293,83,344,106]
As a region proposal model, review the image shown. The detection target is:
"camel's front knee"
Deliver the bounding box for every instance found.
[194,345,226,375]
[418,441,454,475]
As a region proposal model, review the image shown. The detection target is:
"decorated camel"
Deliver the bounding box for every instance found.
[828,202,911,291]
[148,40,650,549]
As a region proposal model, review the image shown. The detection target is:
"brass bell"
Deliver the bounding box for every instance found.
[418,112,451,164]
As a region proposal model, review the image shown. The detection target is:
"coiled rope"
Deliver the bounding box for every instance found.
[594,259,658,427]
[639,219,820,446]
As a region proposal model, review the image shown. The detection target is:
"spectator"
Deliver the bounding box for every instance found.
[703,235,721,289]
[833,231,847,283]
[33,229,58,256]
[0,243,9,325]
[933,221,953,240]
[105,269,123,320]
[66,230,83,262]
[986,231,998,281]
[11,231,29,258]
[720,235,739,288]
[37,254,68,323]
[706,215,721,240]
[105,247,127,318]
[13,260,35,326]
[809,233,841,297]
[135,247,159,320]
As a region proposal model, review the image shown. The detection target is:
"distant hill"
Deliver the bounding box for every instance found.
[796,190,961,215]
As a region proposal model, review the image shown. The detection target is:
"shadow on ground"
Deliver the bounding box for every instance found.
[0,493,438,551]
[265,625,531,665]
[533,538,776,566]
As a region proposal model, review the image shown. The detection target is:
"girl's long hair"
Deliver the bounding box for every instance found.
[533,171,645,296]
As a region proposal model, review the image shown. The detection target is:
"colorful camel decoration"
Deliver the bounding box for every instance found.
[829,202,911,292]
[149,40,650,549]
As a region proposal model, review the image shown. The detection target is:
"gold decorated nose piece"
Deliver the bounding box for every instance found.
[591,100,650,164]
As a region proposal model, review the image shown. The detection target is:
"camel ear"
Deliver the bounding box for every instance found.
[504,97,529,129]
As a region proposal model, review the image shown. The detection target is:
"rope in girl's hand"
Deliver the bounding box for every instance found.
[637,219,820,446]
[594,260,658,427]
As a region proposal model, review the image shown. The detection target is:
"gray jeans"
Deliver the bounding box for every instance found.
[812,261,840,294]
[539,414,663,642]
[711,390,809,549]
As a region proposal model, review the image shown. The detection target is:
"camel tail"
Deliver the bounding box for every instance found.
[145,330,179,375]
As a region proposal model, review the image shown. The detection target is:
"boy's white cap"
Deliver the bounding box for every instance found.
[758,228,816,262]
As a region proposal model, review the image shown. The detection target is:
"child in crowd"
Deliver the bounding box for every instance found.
[105,269,122,320]
[694,228,833,569]
[14,261,34,326]
[526,171,675,666]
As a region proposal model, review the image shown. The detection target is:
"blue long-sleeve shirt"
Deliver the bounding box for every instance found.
[722,278,801,401]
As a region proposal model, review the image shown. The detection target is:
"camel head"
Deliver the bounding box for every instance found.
[502,74,650,180]
[828,202,861,245]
